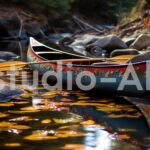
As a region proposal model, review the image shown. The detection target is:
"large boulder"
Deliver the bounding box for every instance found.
[0,85,23,102]
[87,35,128,51]
[130,34,150,50]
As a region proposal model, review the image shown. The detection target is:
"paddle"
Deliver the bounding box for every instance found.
[0,54,135,71]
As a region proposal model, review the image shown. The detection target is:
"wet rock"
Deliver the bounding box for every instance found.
[88,35,128,51]
[86,45,107,57]
[130,34,150,50]
[110,49,140,57]
[0,16,21,39]
[123,38,136,47]
[68,34,101,56]
[59,37,74,46]
[0,52,19,61]
[0,85,23,102]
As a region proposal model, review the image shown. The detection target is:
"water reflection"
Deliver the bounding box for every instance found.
[0,41,149,150]
[0,40,28,61]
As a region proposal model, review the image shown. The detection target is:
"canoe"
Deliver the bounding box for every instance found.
[28,37,91,59]
[27,37,148,95]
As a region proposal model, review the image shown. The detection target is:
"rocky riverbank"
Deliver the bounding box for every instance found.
[1,3,150,61]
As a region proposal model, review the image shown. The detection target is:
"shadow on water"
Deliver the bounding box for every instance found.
[0,40,28,61]
[0,40,149,150]
[0,89,149,150]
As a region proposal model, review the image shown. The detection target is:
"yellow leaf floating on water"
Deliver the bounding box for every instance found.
[118,128,136,132]
[0,113,9,118]
[58,125,79,130]
[78,96,89,100]
[0,102,14,107]
[96,103,137,113]
[24,130,57,141]
[4,143,21,147]
[9,116,35,122]
[117,134,131,140]
[80,120,95,126]
[42,90,58,98]
[41,119,52,124]
[20,106,41,112]
[0,61,27,71]
[62,144,85,150]
[0,122,31,130]
[42,90,70,98]
[54,118,81,124]
[20,92,32,99]
[56,130,85,138]
[12,101,30,105]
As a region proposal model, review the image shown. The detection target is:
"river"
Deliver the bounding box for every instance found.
[0,40,149,150]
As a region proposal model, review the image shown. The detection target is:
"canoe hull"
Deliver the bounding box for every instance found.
[27,43,147,95]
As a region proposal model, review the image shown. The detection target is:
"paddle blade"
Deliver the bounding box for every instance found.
[0,61,27,71]
[112,55,135,63]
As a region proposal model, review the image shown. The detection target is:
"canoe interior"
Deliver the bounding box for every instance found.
[32,46,120,66]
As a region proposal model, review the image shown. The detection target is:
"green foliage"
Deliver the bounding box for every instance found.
[108,0,137,17]
[0,0,138,22]
[2,0,71,18]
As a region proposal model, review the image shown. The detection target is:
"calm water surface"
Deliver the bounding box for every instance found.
[0,41,149,150]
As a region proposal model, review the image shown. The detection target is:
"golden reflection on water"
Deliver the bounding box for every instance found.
[0,70,148,150]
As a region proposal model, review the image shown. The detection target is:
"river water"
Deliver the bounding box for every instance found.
[0,41,149,150]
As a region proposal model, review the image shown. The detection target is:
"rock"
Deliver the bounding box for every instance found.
[59,37,74,46]
[86,45,107,57]
[130,34,150,50]
[110,49,140,57]
[0,16,21,38]
[0,85,23,102]
[69,42,86,55]
[123,38,136,47]
[0,52,19,61]
[88,35,128,51]
[68,34,102,56]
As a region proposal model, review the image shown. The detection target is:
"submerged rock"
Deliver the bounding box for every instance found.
[0,85,23,102]
[0,51,19,61]
[131,34,150,50]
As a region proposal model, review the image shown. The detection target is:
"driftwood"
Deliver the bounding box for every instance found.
[117,17,142,30]
[119,24,143,38]
[73,15,104,34]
